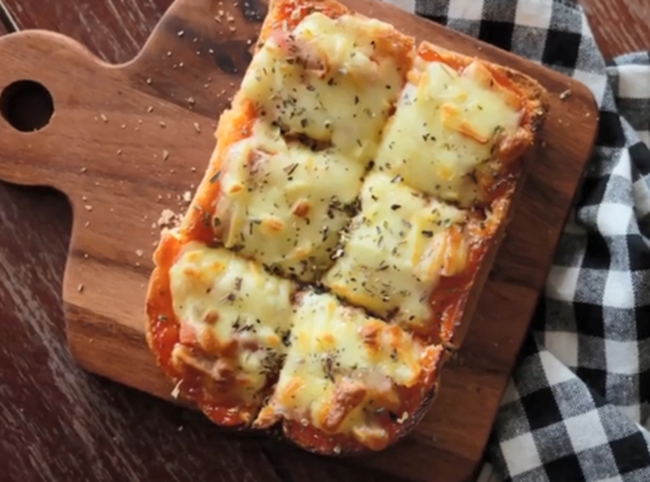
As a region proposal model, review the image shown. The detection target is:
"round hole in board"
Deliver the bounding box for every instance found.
[0,80,54,132]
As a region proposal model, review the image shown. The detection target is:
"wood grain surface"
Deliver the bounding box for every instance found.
[0,0,638,481]
[581,0,650,59]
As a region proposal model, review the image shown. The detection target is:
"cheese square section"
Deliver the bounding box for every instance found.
[239,11,411,162]
[374,45,525,207]
[322,172,470,331]
[213,121,366,282]
[168,241,297,409]
[254,290,443,450]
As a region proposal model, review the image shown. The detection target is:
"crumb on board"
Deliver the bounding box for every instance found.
[146,78,152,85]
[77,283,84,293]
[193,122,201,133]
[177,30,185,37]
[157,209,180,230]
[100,114,108,123]
[148,106,154,113]
[171,380,182,399]
[84,205,93,212]
[135,249,144,258]
[560,89,572,100]
[182,191,192,203]
[163,149,170,161]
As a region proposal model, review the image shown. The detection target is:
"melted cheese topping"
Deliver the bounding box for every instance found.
[168,242,296,404]
[215,121,365,281]
[258,291,435,447]
[322,172,468,329]
[161,9,536,447]
[374,58,522,206]
[240,12,405,162]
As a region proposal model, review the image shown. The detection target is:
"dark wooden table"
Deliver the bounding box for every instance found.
[0,1,647,482]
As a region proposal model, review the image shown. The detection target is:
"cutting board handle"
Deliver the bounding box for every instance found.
[0,0,266,194]
[0,31,112,192]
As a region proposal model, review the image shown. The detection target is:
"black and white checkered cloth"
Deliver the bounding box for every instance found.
[380,0,650,480]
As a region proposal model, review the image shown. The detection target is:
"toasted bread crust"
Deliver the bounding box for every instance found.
[144,0,549,456]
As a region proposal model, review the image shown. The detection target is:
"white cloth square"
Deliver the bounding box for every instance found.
[564,410,609,452]
[617,65,650,99]
[603,270,635,309]
[514,0,553,29]
[501,432,543,477]
[546,266,581,301]
[448,0,485,20]
[543,334,579,372]
[597,203,632,237]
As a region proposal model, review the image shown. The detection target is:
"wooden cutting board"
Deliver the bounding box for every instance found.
[0,0,598,480]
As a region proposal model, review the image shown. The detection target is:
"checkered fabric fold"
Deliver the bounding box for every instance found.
[380,0,650,480]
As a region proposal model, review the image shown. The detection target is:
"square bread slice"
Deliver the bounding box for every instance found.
[145,0,548,456]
